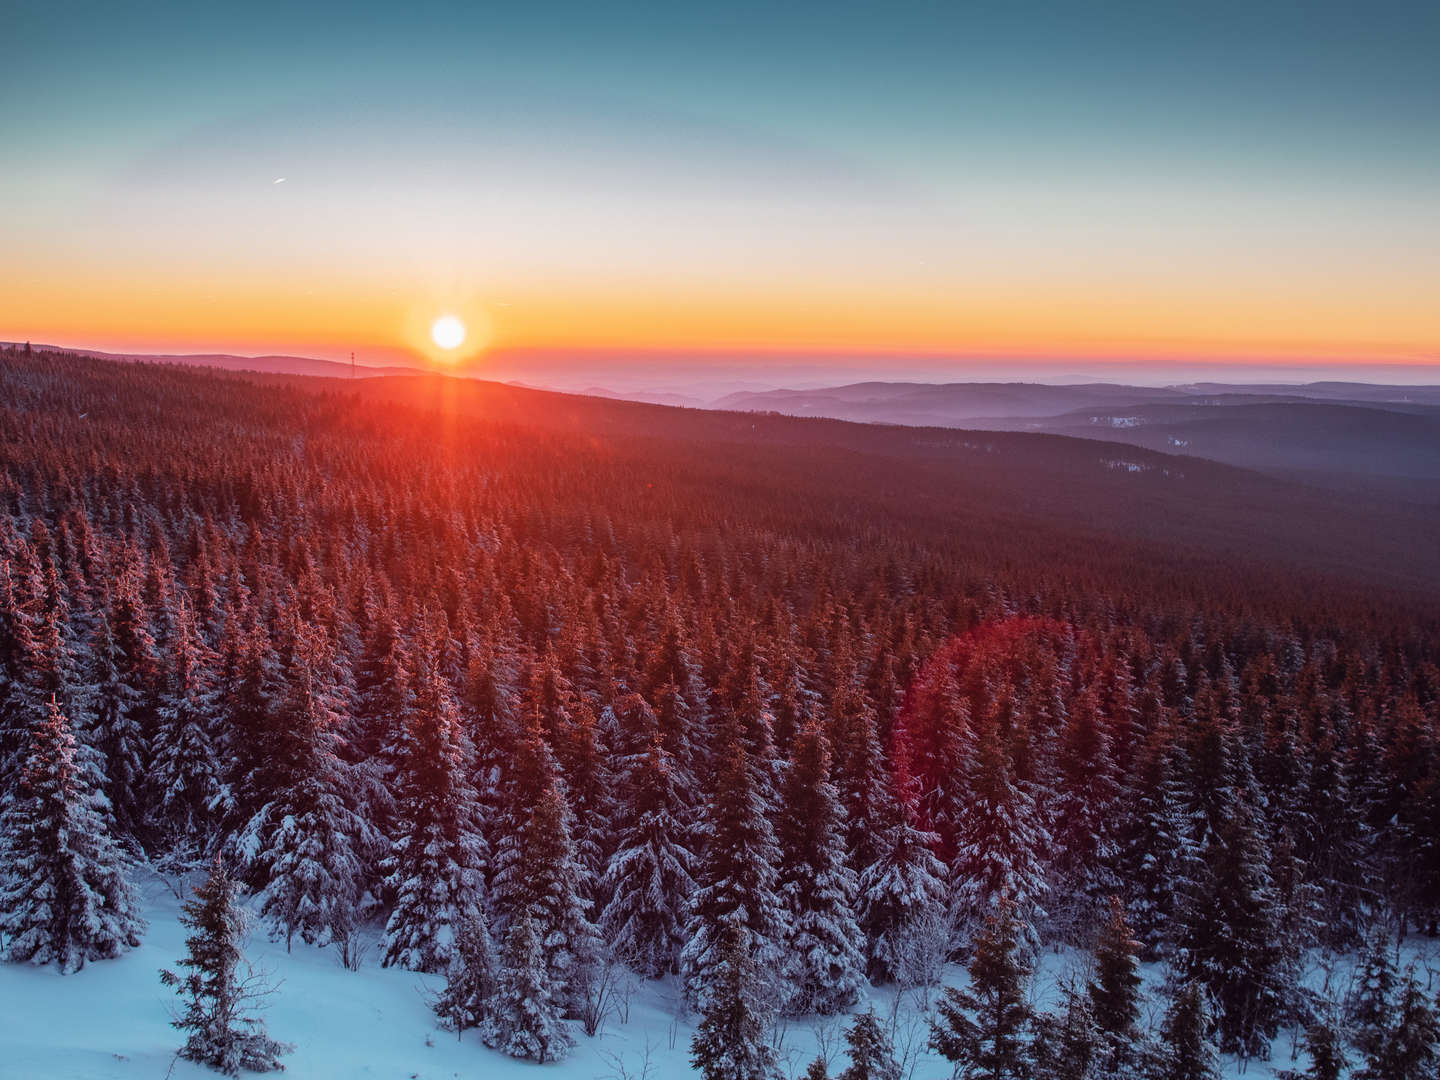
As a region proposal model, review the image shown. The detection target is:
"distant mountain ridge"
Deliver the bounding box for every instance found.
[0,342,419,380]
[1175,381,1440,405]
[713,381,1190,421]
[716,379,1440,421]
[712,378,1440,502]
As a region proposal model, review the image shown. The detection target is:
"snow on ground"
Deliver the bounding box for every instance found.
[1,870,1433,1079]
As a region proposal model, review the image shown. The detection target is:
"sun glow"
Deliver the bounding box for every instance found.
[430,315,466,350]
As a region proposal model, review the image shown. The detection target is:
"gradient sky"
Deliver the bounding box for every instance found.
[4,0,1439,382]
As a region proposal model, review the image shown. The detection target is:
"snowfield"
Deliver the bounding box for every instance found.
[3,870,1423,1080]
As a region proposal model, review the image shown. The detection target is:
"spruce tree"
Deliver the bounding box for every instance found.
[242,627,378,952]
[1298,711,1365,944]
[770,649,812,756]
[432,915,498,1035]
[1157,981,1219,1080]
[488,699,600,1007]
[651,676,702,799]
[103,561,162,839]
[488,711,560,916]
[1358,966,1439,1080]
[776,721,865,1015]
[1387,699,1440,936]
[838,1009,901,1080]
[689,924,783,1080]
[681,723,789,1013]
[380,649,488,972]
[461,640,518,825]
[520,646,576,749]
[0,698,144,972]
[930,899,1033,1080]
[151,598,226,847]
[1407,767,1440,938]
[555,699,613,900]
[857,797,948,986]
[1088,896,1143,1073]
[1350,929,1396,1056]
[521,784,601,1013]
[1297,1018,1346,1080]
[1116,721,1196,956]
[347,608,410,842]
[482,910,574,1063]
[2,555,107,814]
[1030,980,1096,1080]
[900,664,971,861]
[1052,688,1120,930]
[831,683,893,881]
[716,632,780,798]
[351,605,409,768]
[600,738,696,977]
[0,557,39,791]
[1177,797,1287,1057]
[950,710,1048,952]
[216,609,280,830]
[160,858,291,1075]
[23,563,87,743]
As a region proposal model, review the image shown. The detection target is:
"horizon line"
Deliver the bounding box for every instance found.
[9,338,1440,389]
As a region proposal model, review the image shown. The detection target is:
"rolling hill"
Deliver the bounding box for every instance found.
[318,368,1440,606]
[974,401,1440,501]
[710,379,1440,502]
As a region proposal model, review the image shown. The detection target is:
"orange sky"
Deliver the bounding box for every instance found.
[8,256,1437,374]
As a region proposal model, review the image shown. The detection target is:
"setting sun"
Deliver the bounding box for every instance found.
[430,315,466,350]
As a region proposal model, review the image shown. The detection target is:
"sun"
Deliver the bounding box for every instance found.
[430,315,466,350]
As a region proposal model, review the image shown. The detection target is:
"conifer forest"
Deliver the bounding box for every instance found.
[3,347,1440,1079]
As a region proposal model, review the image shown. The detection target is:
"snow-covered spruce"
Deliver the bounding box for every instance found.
[929,899,1033,1080]
[239,624,378,953]
[1176,796,1290,1057]
[856,798,948,986]
[947,705,1049,953]
[1051,686,1121,933]
[1115,717,1197,957]
[99,555,162,841]
[0,697,145,972]
[837,1008,902,1080]
[1353,963,1440,1080]
[599,736,696,978]
[776,720,865,1015]
[151,598,227,847]
[432,914,499,1034]
[1087,895,1149,1077]
[689,923,783,1080]
[160,857,292,1075]
[680,720,789,1014]
[1158,980,1220,1080]
[554,699,614,904]
[481,910,574,1063]
[380,645,488,973]
[489,704,600,1018]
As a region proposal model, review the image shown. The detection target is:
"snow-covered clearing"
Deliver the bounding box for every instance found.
[1,871,1433,1079]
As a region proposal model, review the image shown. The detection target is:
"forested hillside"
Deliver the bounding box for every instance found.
[2,348,1439,1077]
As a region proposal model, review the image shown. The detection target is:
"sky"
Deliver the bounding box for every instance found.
[4,0,1439,385]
